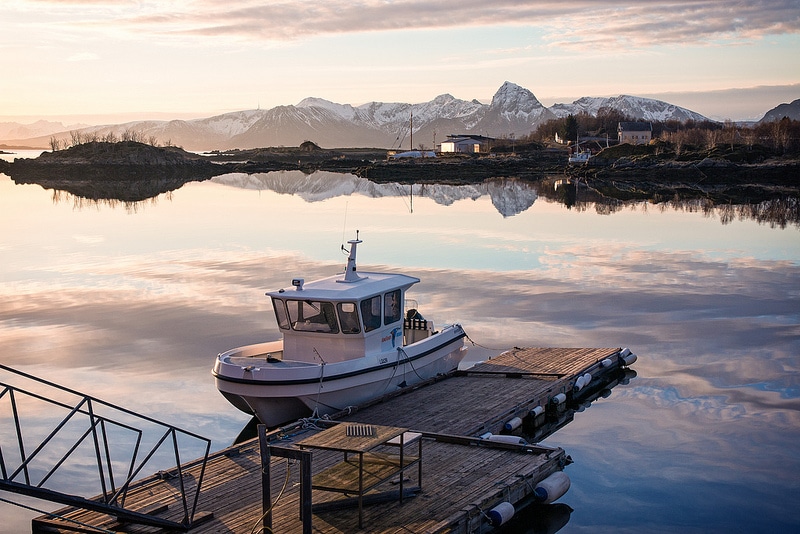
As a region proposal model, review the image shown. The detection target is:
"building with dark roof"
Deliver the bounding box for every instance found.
[440,134,495,153]
[618,122,653,145]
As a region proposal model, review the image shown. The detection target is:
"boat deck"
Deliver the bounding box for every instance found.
[33,347,631,534]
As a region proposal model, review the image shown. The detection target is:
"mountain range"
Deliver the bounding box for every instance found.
[1,82,793,151]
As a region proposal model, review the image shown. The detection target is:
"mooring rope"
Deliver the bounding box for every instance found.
[464,332,509,353]
[250,459,293,534]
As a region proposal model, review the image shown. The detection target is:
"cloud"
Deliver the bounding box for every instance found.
[19,0,800,48]
[66,52,99,62]
[541,0,800,48]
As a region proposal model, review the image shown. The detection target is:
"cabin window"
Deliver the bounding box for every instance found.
[272,298,290,330]
[360,295,382,332]
[286,299,339,334]
[337,302,361,334]
[384,289,401,325]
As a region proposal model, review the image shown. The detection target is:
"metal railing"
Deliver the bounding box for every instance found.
[0,364,211,530]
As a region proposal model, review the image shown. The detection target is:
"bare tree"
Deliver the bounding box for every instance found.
[69,130,84,147]
[704,129,719,150]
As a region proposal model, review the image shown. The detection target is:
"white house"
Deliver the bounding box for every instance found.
[440,134,494,153]
[618,122,653,145]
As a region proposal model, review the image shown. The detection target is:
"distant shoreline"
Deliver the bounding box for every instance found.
[1,141,797,209]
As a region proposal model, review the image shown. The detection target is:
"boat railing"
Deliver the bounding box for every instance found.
[0,363,211,531]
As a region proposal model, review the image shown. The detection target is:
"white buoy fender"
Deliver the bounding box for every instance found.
[530,405,544,417]
[486,434,526,445]
[582,373,592,386]
[534,471,571,504]
[600,358,613,367]
[551,393,567,405]
[620,347,631,357]
[574,375,585,391]
[487,501,515,527]
[504,416,523,431]
[621,352,637,366]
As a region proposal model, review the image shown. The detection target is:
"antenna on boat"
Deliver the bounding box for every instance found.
[340,230,365,283]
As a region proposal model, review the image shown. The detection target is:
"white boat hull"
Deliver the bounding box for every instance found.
[214,325,467,427]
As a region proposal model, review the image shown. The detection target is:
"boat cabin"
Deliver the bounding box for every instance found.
[266,239,433,363]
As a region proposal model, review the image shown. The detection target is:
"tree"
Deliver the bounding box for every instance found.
[563,115,578,144]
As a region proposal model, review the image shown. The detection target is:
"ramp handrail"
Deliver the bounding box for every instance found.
[0,364,211,530]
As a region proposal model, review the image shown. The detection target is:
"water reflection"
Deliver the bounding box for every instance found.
[497,503,573,534]
[2,163,797,228]
[210,171,538,217]
[0,171,798,533]
[539,177,800,229]
[11,170,207,209]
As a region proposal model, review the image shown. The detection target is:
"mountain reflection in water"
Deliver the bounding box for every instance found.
[7,166,798,227]
[0,168,798,533]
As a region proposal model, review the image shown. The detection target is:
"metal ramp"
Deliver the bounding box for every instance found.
[0,364,211,531]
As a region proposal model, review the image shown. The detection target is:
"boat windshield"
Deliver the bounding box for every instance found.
[273,298,363,335]
[283,299,339,334]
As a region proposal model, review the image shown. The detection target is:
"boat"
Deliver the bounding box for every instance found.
[213,234,468,427]
[568,134,593,165]
[568,148,592,164]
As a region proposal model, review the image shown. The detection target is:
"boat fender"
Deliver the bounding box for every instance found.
[533,471,571,504]
[574,375,586,391]
[620,347,631,357]
[621,352,637,367]
[486,434,526,445]
[479,432,493,440]
[551,393,567,405]
[487,501,515,527]
[504,416,522,431]
[572,375,583,391]
[582,373,592,386]
[600,358,613,368]
[530,405,544,417]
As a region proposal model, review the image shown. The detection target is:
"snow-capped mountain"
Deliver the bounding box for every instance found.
[550,95,708,122]
[3,82,712,150]
[472,82,555,136]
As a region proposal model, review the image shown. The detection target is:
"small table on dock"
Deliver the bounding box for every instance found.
[297,423,422,528]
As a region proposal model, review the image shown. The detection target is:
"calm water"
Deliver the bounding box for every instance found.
[1,155,798,533]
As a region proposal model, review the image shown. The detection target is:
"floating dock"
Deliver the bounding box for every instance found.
[32,347,636,533]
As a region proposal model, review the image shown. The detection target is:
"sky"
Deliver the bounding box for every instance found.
[1,0,799,124]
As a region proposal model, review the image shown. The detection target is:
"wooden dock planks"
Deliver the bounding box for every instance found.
[33,347,625,534]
